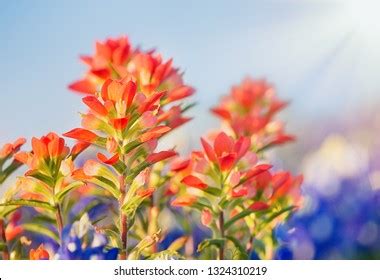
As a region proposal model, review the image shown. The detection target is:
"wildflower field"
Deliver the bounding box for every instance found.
[1,1,380,261]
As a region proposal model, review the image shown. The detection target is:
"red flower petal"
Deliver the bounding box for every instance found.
[139,126,171,142]
[136,187,155,198]
[97,153,119,165]
[271,134,296,145]
[231,187,248,198]
[101,79,113,101]
[71,142,91,158]
[30,244,50,260]
[171,159,190,172]
[122,80,137,108]
[90,68,110,80]
[181,175,208,189]
[147,150,177,164]
[82,96,108,116]
[214,132,234,156]
[244,164,273,181]
[249,201,269,211]
[31,137,48,159]
[167,86,195,103]
[47,135,65,158]
[68,79,97,95]
[14,152,29,164]
[138,91,166,113]
[272,172,291,189]
[110,117,129,130]
[219,153,237,171]
[234,136,251,159]
[12,138,27,150]
[63,128,98,143]
[201,208,213,226]
[171,196,197,207]
[200,138,217,163]
[210,107,232,120]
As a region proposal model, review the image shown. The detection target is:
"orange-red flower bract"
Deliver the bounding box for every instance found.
[69,35,195,134]
[63,128,99,143]
[200,132,251,171]
[171,195,197,207]
[146,150,177,164]
[30,244,50,260]
[211,77,294,150]
[15,133,69,170]
[0,137,26,159]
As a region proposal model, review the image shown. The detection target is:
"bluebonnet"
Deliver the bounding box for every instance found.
[274,175,380,259]
[55,214,118,260]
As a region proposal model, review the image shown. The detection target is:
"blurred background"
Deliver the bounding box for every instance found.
[1,0,380,259]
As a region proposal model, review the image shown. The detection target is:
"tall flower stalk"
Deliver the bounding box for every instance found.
[1,133,89,246]
[0,137,26,259]
[171,78,302,259]
[64,36,194,258]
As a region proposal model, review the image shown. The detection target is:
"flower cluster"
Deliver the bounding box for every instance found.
[169,79,302,259]
[0,35,301,260]
[211,78,294,151]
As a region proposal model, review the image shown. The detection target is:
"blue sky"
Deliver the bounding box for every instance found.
[1,0,380,146]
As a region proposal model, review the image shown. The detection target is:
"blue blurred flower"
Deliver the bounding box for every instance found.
[55,214,118,260]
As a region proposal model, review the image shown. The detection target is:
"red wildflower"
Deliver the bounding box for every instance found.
[211,77,294,150]
[29,244,50,260]
[0,137,26,159]
[16,133,69,170]
[200,132,251,171]
[68,36,132,95]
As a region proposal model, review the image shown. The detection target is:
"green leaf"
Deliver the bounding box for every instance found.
[103,228,122,248]
[123,140,143,154]
[224,209,254,230]
[260,205,296,227]
[56,181,85,202]
[203,187,222,196]
[23,223,60,243]
[0,205,18,218]
[224,206,271,230]
[0,160,23,184]
[128,230,161,260]
[121,196,146,218]
[26,171,55,187]
[0,243,7,251]
[125,162,151,184]
[148,250,185,260]
[197,238,225,253]
[92,176,120,198]
[0,199,55,212]
[181,102,197,113]
[225,235,249,260]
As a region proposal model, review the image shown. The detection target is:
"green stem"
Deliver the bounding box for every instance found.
[55,204,64,244]
[218,211,225,260]
[119,174,128,260]
[0,218,10,260]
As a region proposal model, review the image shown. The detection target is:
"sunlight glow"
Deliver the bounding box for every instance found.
[346,0,380,32]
